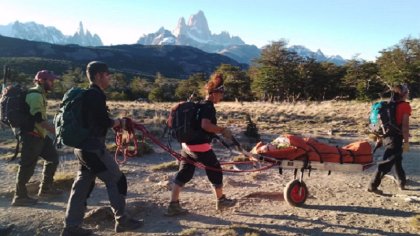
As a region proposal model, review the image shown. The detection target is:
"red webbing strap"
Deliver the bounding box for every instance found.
[113,118,139,164]
[134,121,276,172]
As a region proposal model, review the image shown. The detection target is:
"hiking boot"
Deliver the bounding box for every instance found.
[367,188,384,195]
[11,196,38,206]
[115,216,143,233]
[38,187,63,198]
[0,224,14,235]
[165,201,188,216]
[61,226,92,236]
[216,195,236,211]
[399,184,406,191]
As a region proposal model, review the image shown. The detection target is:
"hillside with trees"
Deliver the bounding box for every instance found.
[1,36,419,101]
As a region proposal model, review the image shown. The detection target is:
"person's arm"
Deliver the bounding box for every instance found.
[39,120,55,135]
[27,92,55,135]
[201,118,224,134]
[402,114,410,143]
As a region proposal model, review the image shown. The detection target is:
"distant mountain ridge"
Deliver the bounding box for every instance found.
[0,21,103,46]
[0,35,244,78]
[137,11,347,65]
[288,45,346,65]
[137,10,260,64]
[0,13,347,65]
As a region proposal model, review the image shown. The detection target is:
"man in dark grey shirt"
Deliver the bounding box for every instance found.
[62,61,143,236]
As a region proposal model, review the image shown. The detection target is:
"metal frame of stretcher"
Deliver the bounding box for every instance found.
[242,149,375,207]
[223,136,376,207]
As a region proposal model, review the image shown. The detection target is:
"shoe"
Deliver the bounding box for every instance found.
[165,201,188,216]
[38,187,63,197]
[115,216,143,233]
[11,196,38,206]
[216,195,236,211]
[0,224,14,235]
[61,226,92,236]
[367,188,384,195]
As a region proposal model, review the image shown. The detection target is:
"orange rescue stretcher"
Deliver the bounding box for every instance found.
[242,134,375,207]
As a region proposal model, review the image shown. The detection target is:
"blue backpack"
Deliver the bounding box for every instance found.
[368,101,401,137]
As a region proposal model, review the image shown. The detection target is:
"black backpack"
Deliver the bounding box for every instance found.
[167,101,202,143]
[0,84,39,129]
[368,100,401,138]
[1,85,40,161]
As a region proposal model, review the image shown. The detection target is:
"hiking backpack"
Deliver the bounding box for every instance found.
[368,101,401,137]
[167,101,202,143]
[0,85,39,128]
[54,87,90,148]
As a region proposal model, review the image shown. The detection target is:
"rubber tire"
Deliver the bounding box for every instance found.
[284,179,308,207]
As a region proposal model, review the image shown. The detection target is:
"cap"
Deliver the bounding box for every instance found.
[86,61,110,76]
[400,84,409,94]
[35,70,58,81]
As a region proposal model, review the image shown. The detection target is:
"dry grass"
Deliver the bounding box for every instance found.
[0,99,418,164]
[42,99,420,144]
[150,160,179,172]
[178,225,262,236]
[411,214,420,231]
[54,171,75,190]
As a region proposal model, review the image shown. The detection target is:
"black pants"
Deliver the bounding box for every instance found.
[369,135,406,189]
[174,148,223,188]
[64,148,127,227]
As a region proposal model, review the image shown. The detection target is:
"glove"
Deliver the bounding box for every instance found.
[121,117,133,131]
[221,128,233,140]
[403,142,409,153]
[120,118,126,130]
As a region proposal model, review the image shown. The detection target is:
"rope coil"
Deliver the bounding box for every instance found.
[113,118,276,172]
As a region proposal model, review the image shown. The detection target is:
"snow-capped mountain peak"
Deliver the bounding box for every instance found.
[0,21,103,46]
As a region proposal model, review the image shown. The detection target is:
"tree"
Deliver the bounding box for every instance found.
[175,73,206,100]
[213,64,252,101]
[250,40,302,102]
[148,73,177,101]
[377,37,420,97]
[343,60,381,100]
[128,76,153,100]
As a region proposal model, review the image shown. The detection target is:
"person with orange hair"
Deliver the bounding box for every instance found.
[368,84,412,194]
[166,73,236,216]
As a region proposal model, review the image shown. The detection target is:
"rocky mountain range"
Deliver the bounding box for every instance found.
[137,10,261,64]
[0,21,103,46]
[288,45,346,65]
[0,12,347,65]
[137,11,347,65]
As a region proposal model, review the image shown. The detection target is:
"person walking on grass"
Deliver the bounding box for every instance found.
[12,70,62,206]
[166,73,236,216]
[368,84,412,194]
[61,61,143,236]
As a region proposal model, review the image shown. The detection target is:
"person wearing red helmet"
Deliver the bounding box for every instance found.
[12,70,62,206]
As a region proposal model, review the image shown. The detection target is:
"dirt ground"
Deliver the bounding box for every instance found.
[0,132,418,236]
[0,100,419,236]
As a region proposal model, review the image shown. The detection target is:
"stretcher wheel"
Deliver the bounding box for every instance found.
[284,179,308,207]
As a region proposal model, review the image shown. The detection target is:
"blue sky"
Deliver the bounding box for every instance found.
[1,0,419,61]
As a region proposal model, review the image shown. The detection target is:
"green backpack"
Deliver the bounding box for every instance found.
[54,87,89,148]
